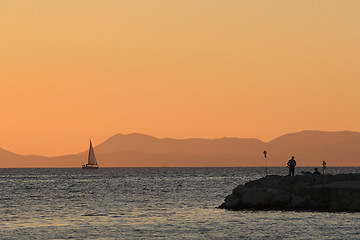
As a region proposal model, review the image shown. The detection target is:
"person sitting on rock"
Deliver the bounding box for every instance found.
[287,156,296,176]
[313,168,321,174]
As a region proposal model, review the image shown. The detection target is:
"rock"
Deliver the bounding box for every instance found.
[242,188,269,206]
[268,189,291,205]
[219,173,360,212]
[221,193,242,209]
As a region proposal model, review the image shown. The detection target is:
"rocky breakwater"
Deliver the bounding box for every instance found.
[219,173,360,212]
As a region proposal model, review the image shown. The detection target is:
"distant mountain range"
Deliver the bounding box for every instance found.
[1,130,360,167]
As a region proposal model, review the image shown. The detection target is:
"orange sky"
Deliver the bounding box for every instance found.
[1,1,360,156]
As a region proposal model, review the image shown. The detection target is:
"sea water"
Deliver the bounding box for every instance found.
[1,167,359,239]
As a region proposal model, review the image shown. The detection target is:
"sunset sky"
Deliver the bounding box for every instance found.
[1,1,360,156]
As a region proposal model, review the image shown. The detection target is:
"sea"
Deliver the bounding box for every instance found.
[1,167,359,240]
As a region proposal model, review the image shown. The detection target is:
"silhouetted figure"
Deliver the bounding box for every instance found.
[313,168,321,174]
[287,156,296,176]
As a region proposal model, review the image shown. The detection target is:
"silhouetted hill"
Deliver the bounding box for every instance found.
[95,133,264,155]
[266,130,360,166]
[0,148,23,163]
[0,148,51,168]
[0,131,359,167]
[268,130,360,148]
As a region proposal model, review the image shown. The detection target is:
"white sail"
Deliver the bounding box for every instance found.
[87,140,98,165]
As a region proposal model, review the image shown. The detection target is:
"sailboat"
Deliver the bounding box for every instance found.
[82,140,99,169]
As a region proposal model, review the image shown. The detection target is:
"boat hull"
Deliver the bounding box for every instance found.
[82,164,99,169]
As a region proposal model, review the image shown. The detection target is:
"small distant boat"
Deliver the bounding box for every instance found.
[82,140,99,169]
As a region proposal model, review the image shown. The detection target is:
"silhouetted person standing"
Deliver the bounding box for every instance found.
[287,156,296,176]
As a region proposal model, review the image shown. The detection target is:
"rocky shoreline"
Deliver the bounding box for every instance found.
[219,173,360,212]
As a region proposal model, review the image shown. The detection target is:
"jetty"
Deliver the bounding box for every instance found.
[219,173,360,212]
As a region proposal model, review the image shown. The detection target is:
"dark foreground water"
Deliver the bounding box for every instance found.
[1,167,359,239]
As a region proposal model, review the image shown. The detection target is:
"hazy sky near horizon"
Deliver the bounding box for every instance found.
[1,1,360,156]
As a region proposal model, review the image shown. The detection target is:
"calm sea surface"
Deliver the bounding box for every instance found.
[1,167,359,239]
